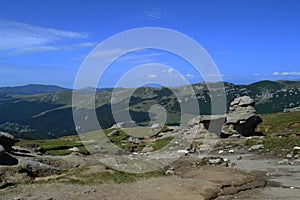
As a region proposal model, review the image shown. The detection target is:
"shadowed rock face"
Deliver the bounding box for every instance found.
[0,132,18,151]
[224,96,262,136]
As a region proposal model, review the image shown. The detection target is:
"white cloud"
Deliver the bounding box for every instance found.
[167,68,174,73]
[186,74,194,78]
[272,71,300,76]
[144,7,164,20]
[147,74,157,79]
[0,19,89,53]
[163,68,174,73]
[90,48,129,61]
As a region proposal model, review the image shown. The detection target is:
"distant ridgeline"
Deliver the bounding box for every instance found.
[0,80,299,139]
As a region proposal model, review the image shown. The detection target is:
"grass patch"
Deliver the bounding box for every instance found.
[258,111,300,135]
[16,137,89,156]
[50,165,165,185]
[151,137,173,151]
[263,136,300,155]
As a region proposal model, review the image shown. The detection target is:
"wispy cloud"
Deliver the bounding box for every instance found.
[147,74,157,79]
[4,42,98,57]
[272,71,300,76]
[0,19,90,55]
[144,7,164,20]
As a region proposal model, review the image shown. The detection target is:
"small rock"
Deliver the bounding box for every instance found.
[141,146,153,153]
[294,146,300,151]
[187,145,196,153]
[209,158,222,165]
[237,155,242,160]
[229,134,240,138]
[218,150,224,154]
[108,130,120,137]
[228,149,235,154]
[278,159,292,165]
[128,137,142,144]
[165,167,175,175]
[177,150,189,155]
[223,158,230,163]
[68,147,80,152]
[249,144,264,151]
[286,154,293,159]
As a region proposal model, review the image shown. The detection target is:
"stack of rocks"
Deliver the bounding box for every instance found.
[223,96,262,136]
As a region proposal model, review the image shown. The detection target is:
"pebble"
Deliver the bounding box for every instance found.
[228,149,235,153]
[237,155,242,160]
[218,150,224,154]
[286,154,293,159]
[209,158,222,164]
[249,144,264,151]
[278,159,292,165]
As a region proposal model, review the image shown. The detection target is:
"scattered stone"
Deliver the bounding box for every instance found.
[237,155,242,160]
[208,158,222,165]
[294,146,300,150]
[128,137,142,144]
[68,147,80,152]
[177,150,189,155]
[83,189,96,194]
[278,159,292,165]
[218,150,224,154]
[229,134,241,138]
[228,149,235,154]
[249,144,264,151]
[294,146,300,151]
[283,106,300,112]
[186,145,196,153]
[165,167,175,175]
[286,154,293,159]
[108,130,120,137]
[141,146,153,153]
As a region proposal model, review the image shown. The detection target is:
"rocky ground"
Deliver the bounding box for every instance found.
[1,139,300,200]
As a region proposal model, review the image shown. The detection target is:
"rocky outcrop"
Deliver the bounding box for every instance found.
[19,159,61,177]
[0,132,18,151]
[223,96,262,136]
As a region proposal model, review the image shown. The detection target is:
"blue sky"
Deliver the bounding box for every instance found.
[0,0,299,88]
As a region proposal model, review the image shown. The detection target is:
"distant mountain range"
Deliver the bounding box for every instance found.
[0,80,299,139]
[0,84,69,95]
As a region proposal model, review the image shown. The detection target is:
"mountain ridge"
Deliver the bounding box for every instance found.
[0,80,299,139]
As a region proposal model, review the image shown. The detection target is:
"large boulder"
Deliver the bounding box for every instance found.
[19,159,61,177]
[223,96,262,136]
[0,132,18,150]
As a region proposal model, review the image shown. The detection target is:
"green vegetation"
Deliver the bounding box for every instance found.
[258,111,300,135]
[33,164,165,185]
[16,136,89,156]
[263,137,300,155]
